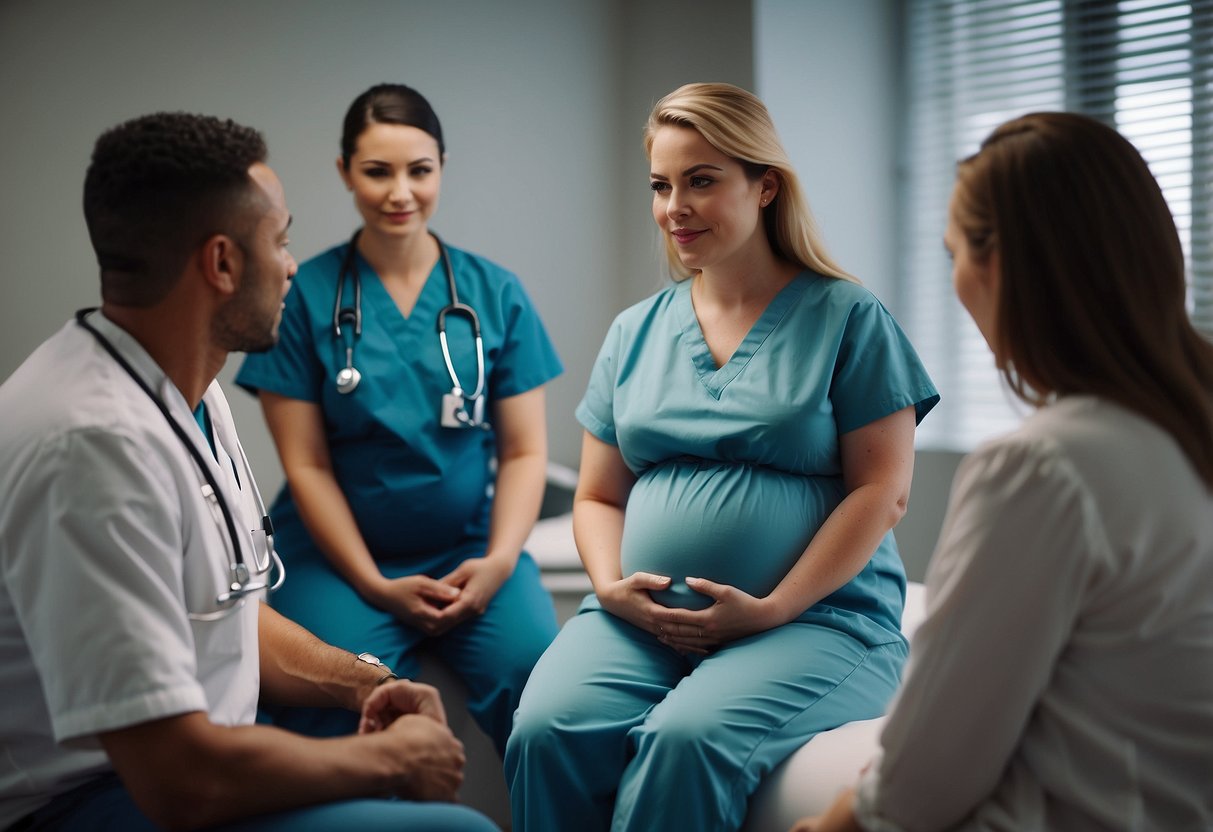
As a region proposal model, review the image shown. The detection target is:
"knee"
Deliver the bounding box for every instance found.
[506,687,595,771]
[631,707,725,766]
[504,705,554,786]
[507,692,559,754]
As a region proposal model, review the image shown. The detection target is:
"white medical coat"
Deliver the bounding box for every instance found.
[0,312,263,827]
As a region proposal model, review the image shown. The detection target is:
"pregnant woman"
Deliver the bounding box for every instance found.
[504,83,938,832]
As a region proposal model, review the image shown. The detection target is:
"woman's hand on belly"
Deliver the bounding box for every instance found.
[366,575,463,636]
[597,571,676,639]
[652,576,783,655]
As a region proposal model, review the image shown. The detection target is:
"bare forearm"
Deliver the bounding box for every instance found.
[485,386,550,568]
[485,449,546,566]
[101,714,431,831]
[574,431,637,597]
[768,482,907,623]
[573,496,626,593]
[258,603,384,711]
[186,725,401,827]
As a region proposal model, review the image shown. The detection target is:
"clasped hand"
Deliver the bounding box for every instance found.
[357,679,466,802]
[369,556,512,636]
[598,572,780,655]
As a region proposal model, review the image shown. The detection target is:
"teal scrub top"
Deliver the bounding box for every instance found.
[576,272,938,642]
[237,238,563,562]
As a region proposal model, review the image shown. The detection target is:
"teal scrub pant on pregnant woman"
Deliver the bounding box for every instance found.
[504,597,907,832]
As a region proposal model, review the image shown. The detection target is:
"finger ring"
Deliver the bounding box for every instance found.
[697,627,703,638]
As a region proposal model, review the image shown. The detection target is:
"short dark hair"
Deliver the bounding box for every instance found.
[340,84,444,168]
[83,112,268,307]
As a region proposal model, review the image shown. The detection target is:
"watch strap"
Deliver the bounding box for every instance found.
[355,651,398,684]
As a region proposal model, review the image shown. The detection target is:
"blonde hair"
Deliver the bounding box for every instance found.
[643,82,855,283]
[954,111,1213,488]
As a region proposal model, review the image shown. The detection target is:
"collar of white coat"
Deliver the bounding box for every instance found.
[82,308,241,498]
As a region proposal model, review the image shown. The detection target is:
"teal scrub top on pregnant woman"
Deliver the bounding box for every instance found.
[576,271,938,644]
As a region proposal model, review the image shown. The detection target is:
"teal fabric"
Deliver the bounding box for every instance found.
[191,400,215,458]
[507,599,907,832]
[235,238,562,749]
[264,544,556,752]
[508,272,937,830]
[237,240,562,557]
[14,772,499,831]
[575,272,938,636]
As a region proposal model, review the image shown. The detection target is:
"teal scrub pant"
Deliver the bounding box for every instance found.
[267,549,558,755]
[12,773,499,831]
[504,599,906,832]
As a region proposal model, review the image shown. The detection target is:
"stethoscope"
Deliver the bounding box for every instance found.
[333,229,490,430]
[75,308,285,621]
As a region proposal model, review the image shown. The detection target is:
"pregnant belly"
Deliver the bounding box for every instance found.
[620,459,838,609]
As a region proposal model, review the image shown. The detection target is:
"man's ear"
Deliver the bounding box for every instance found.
[198,233,243,297]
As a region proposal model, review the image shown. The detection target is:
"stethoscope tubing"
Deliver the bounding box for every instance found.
[333,229,488,412]
[74,308,283,619]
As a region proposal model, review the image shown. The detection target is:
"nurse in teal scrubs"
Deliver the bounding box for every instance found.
[236,84,562,753]
[505,83,938,831]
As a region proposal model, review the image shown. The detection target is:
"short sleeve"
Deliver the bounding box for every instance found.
[830,298,939,434]
[235,280,324,402]
[575,319,622,445]
[490,277,563,399]
[6,429,207,743]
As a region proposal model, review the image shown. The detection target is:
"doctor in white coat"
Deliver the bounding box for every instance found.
[0,112,498,832]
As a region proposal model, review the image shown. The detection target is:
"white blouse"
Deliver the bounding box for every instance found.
[855,395,1213,831]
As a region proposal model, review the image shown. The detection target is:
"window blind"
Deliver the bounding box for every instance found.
[900,0,1213,450]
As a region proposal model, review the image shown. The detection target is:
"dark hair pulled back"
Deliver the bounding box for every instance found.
[340,83,444,167]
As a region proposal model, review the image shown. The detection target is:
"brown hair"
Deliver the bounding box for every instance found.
[953,111,1213,487]
[644,83,854,283]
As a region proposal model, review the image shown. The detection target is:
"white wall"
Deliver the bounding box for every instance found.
[615,0,756,306]
[755,0,902,305]
[757,1,954,580]
[0,0,751,496]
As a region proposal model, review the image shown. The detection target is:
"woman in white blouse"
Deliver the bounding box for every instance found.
[796,112,1213,831]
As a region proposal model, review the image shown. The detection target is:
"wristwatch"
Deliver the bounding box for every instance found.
[356,652,399,685]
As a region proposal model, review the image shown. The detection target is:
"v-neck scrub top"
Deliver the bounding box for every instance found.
[236,240,563,562]
[577,272,938,640]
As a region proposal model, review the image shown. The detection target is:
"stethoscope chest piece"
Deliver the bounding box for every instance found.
[335,361,361,394]
[331,229,490,429]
